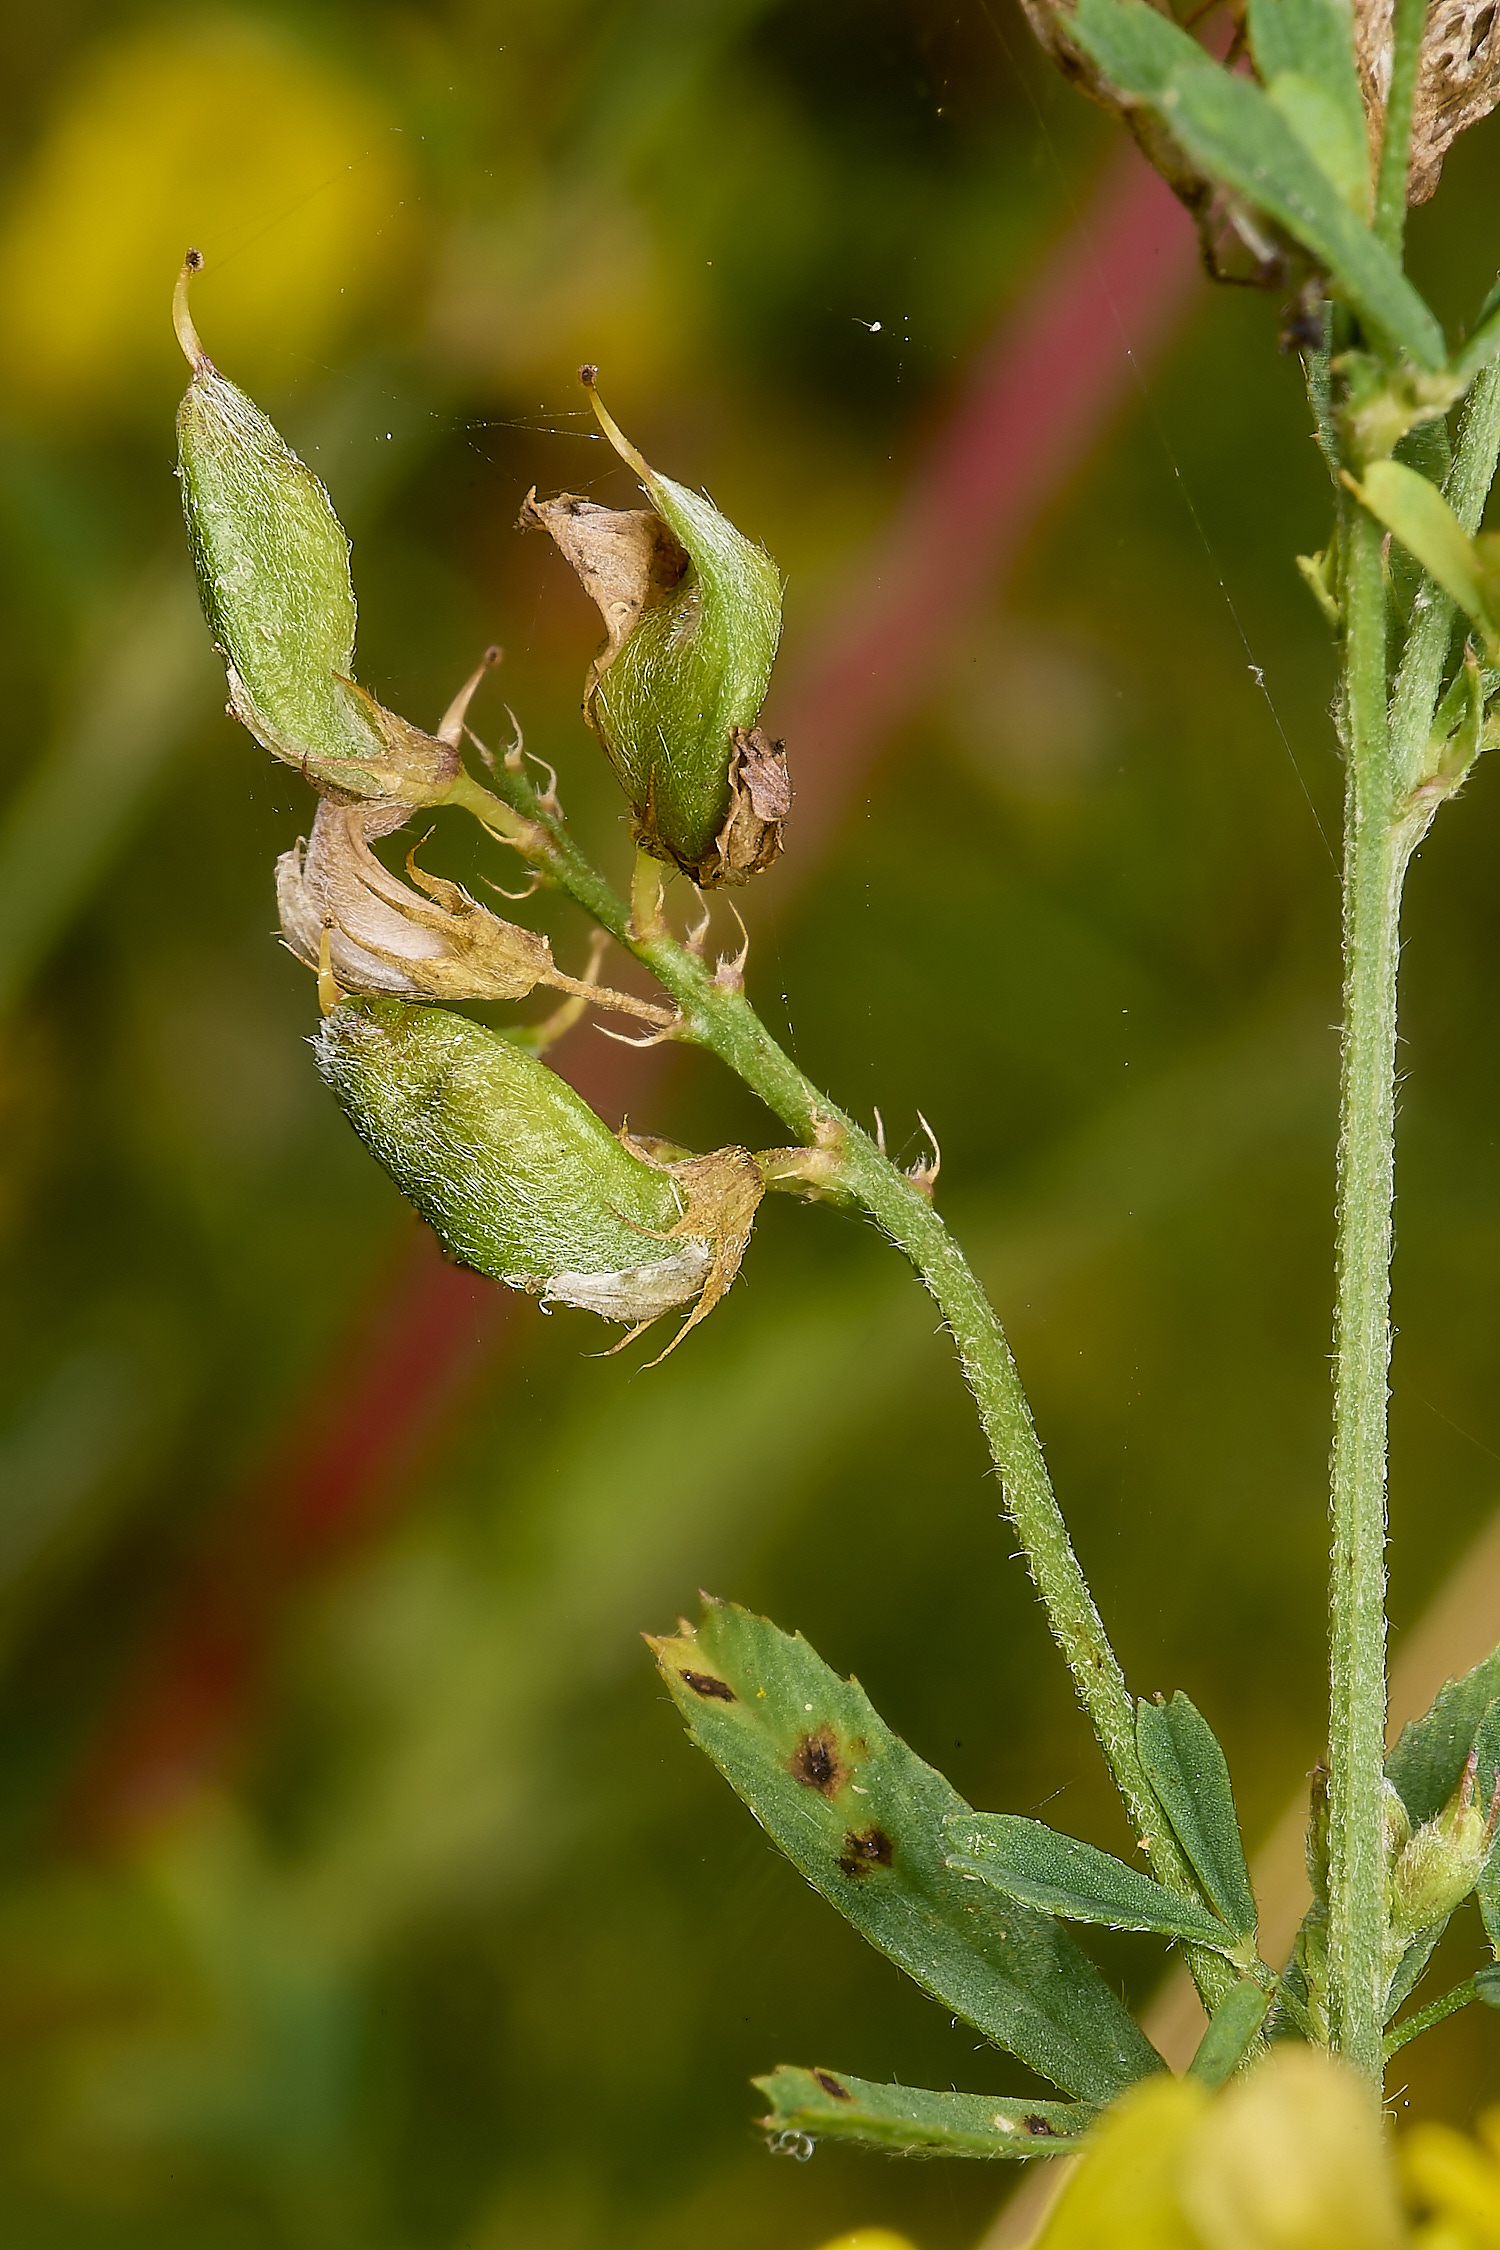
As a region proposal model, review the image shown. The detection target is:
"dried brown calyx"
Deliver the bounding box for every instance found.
[1354,0,1500,202]
[276,797,673,1023]
[610,1137,767,1362]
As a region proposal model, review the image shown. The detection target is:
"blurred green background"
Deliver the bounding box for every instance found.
[3,3,1500,2245]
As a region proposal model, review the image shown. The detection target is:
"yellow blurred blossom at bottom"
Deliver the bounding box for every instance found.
[809,2233,920,2250]
[1031,2046,1419,2250]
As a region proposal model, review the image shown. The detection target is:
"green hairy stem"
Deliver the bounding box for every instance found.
[459,762,1238,2014]
[1325,499,1402,2077]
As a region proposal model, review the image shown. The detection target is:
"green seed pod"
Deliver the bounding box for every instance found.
[173,251,457,806]
[521,372,788,888]
[315,999,761,1345]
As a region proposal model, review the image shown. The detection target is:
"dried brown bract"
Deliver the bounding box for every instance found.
[277,798,673,1023]
[1355,0,1500,202]
[690,726,792,887]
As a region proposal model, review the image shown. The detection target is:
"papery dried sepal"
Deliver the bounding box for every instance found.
[277,798,672,1022]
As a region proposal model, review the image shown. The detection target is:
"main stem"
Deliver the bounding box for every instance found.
[1327,500,1406,2078]
[457,772,1236,2009]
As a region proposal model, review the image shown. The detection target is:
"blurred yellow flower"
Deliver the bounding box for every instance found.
[0,17,414,420]
[1405,2110,1500,2249]
[1031,2048,1413,2250]
[809,2234,921,2250]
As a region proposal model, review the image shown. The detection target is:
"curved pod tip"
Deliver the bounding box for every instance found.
[579,363,652,483]
[173,247,212,374]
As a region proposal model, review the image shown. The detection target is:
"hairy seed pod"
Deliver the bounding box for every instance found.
[521,373,788,887]
[314,1000,763,1340]
[173,252,457,806]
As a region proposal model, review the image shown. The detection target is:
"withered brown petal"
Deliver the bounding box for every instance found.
[688,727,791,888]
[518,490,688,681]
[1355,0,1500,204]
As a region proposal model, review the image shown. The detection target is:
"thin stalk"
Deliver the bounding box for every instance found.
[1384,1977,1479,2060]
[1373,0,1428,254]
[1326,500,1405,2079]
[454,763,1238,2012]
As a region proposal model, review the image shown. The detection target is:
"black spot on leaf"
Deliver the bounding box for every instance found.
[680,1669,736,1702]
[790,1726,847,1797]
[836,1824,895,1877]
[813,2071,852,2100]
[1023,2114,1057,2137]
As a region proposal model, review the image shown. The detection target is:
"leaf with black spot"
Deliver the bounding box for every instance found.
[754,2065,1097,2159]
[648,1599,1166,2102]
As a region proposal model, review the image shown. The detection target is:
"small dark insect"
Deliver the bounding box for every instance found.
[1023,2114,1057,2138]
[813,2071,852,2101]
[790,1726,846,1798]
[836,1823,895,1877]
[680,1669,736,1702]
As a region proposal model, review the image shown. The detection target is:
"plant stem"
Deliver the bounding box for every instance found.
[1373,0,1427,253]
[456,765,1238,2011]
[1384,1977,1479,2060]
[1326,499,1404,2079]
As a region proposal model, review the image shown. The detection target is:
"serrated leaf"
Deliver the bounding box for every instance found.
[651,1601,1165,2102]
[1186,1979,1271,2087]
[754,2065,1096,2159]
[1136,1694,1258,1939]
[1350,461,1495,633]
[943,1813,1242,1953]
[1068,0,1444,369]
[1387,1642,1500,1824]
[1247,0,1369,216]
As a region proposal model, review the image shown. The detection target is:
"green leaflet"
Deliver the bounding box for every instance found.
[1185,1979,1270,2087]
[753,2065,1097,2159]
[943,1814,1243,1954]
[1349,461,1498,637]
[1068,0,1444,369]
[1387,1643,1500,1824]
[1136,1695,1258,1940]
[1246,0,1369,218]
[650,1600,1165,2102]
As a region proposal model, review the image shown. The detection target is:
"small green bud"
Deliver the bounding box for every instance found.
[315,1000,761,1348]
[173,251,457,806]
[522,370,788,887]
[1388,1746,1500,1938]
